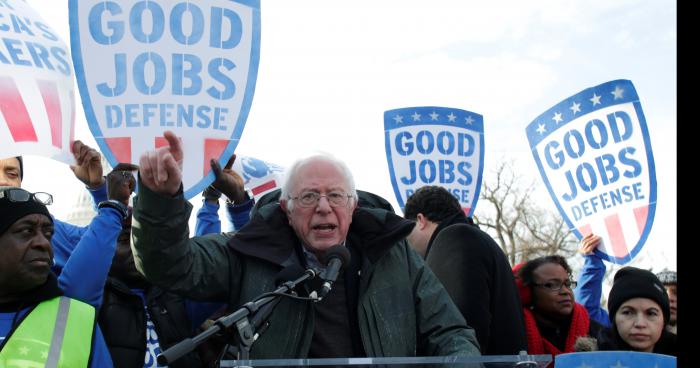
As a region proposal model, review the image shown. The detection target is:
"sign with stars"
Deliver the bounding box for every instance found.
[555,351,676,368]
[384,106,484,216]
[70,0,261,199]
[526,80,657,264]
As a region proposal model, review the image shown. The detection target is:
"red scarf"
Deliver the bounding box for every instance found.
[523,303,590,356]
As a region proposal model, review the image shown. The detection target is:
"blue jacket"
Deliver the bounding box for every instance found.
[51,184,108,276]
[57,205,123,307]
[574,254,611,328]
[194,198,253,235]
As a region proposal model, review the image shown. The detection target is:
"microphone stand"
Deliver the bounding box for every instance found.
[157,269,317,367]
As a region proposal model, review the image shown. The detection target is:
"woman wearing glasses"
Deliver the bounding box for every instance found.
[513,255,606,356]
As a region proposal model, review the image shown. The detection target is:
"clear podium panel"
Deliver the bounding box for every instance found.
[219,354,552,367]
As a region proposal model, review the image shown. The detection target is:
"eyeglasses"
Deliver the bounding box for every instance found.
[0,188,53,205]
[289,191,353,208]
[532,279,577,292]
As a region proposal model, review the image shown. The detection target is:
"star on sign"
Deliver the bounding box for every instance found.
[465,116,475,125]
[536,123,546,135]
[611,86,624,99]
[41,350,48,359]
[570,101,581,114]
[430,111,439,121]
[411,112,421,121]
[393,114,403,124]
[19,346,29,355]
[447,112,457,122]
[552,112,563,124]
[590,93,602,106]
[575,363,593,368]
[609,361,628,368]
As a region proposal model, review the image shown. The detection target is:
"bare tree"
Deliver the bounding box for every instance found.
[474,160,577,265]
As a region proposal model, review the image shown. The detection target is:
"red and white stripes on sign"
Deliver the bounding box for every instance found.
[0,76,70,148]
[577,204,650,260]
[104,135,230,176]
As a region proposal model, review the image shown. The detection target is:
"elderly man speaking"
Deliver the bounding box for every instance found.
[131,131,480,360]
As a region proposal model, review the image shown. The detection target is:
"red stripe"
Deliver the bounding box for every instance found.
[155,136,169,149]
[252,180,277,196]
[105,137,132,164]
[578,224,592,237]
[461,207,471,216]
[203,139,230,176]
[633,205,648,235]
[38,80,62,148]
[604,214,628,258]
[0,76,38,142]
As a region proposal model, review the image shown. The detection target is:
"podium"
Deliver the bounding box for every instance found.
[218,354,552,367]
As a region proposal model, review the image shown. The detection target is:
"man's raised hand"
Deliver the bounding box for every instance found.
[70,140,105,188]
[210,154,248,203]
[138,131,183,195]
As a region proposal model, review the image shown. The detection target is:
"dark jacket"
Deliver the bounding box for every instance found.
[426,223,528,355]
[132,183,481,359]
[594,326,677,357]
[98,278,203,368]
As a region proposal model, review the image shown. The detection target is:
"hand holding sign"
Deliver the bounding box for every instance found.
[210,154,247,203]
[70,140,105,189]
[139,131,183,196]
[578,233,602,255]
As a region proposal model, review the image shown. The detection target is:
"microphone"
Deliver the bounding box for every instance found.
[318,245,351,299]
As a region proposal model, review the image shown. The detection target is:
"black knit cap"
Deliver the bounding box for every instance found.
[608,266,670,324]
[0,186,52,236]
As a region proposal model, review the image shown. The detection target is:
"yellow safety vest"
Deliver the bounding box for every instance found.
[0,296,96,367]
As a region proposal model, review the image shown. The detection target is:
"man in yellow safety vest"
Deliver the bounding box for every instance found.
[0,187,114,367]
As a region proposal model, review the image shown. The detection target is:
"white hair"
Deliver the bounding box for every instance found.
[281,152,358,211]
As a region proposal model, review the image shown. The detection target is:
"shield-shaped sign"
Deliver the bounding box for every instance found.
[0,0,76,164]
[526,80,657,264]
[384,106,484,216]
[70,0,260,199]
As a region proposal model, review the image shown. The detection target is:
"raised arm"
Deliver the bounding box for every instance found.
[132,131,236,301]
[573,233,611,328]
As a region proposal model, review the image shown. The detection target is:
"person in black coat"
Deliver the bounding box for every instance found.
[404,185,527,355]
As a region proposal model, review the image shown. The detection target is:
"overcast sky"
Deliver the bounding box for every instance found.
[21,0,676,272]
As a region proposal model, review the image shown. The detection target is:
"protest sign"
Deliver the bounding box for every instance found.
[70,0,260,198]
[0,0,75,163]
[385,106,484,215]
[555,351,675,368]
[526,80,656,264]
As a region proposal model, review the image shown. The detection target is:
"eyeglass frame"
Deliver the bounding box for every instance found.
[287,190,354,208]
[0,188,53,205]
[531,278,577,292]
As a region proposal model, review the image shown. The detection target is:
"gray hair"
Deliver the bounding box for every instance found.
[281,153,358,211]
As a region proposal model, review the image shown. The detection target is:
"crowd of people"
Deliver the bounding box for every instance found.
[0,133,677,367]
